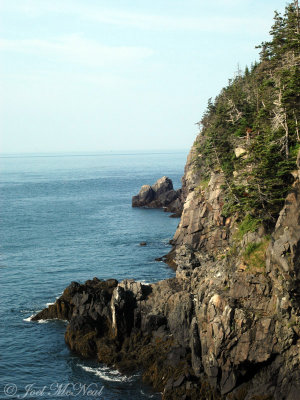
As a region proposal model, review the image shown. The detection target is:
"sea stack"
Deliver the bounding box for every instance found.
[132,176,183,215]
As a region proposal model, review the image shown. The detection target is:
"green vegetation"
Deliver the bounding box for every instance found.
[242,238,270,271]
[236,215,262,239]
[199,178,210,189]
[195,2,300,230]
[244,242,262,257]
[194,179,210,197]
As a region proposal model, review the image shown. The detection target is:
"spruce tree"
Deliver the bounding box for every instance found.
[195,1,300,229]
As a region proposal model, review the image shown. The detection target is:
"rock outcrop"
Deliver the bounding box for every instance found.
[33,144,300,399]
[132,176,183,215]
[33,276,209,397]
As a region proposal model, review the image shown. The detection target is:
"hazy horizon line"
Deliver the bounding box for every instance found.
[0,148,190,158]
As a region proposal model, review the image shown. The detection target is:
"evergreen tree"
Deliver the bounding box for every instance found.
[195,2,300,229]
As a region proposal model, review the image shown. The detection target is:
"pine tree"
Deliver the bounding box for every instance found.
[195,2,300,228]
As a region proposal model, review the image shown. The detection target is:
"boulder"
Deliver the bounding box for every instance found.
[132,185,154,206]
[234,147,247,158]
[132,176,183,215]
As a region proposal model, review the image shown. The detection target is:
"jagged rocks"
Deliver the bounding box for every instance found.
[133,184,155,205]
[33,277,218,398]
[171,168,230,257]
[132,176,182,215]
[266,181,300,302]
[33,144,300,399]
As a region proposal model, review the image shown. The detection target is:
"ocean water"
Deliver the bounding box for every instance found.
[0,151,187,400]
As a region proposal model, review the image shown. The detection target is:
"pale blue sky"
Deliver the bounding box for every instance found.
[0,0,287,153]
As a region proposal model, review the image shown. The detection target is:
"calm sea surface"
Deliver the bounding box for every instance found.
[0,151,188,400]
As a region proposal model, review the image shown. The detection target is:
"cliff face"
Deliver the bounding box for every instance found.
[32,4,300,395]
[168,142,300,399]
[172,137,229,254]
[33,144,300,400]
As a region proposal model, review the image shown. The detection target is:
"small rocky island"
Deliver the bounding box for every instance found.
[33,4,300,399]
[132,176,183,216]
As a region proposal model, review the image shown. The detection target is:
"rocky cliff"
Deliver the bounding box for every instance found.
[33,141,300,400]
[32,4,300,395]
[168,142,300,399]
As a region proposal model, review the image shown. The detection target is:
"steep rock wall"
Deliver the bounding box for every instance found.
[170,142,300,399]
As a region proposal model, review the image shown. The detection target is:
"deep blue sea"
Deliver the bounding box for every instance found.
[0,151,187,400]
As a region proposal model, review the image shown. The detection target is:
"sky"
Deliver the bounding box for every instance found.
[0,0,288,153]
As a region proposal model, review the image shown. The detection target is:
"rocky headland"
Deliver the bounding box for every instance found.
[33,4,300,398]
[33,141,300,399]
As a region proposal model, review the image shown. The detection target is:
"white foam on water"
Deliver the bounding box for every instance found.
[137,279,151,285]
[23,311,41,322]
[23,315,33,322]
[140,390,156,398]
[23,315,66,324]
[40,318,68,323]
[79,364,133,383]
[45,291,62,307]
[24,316,48,323]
